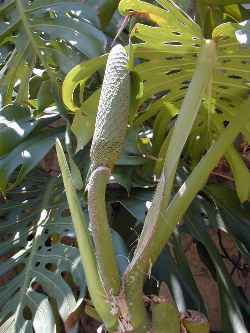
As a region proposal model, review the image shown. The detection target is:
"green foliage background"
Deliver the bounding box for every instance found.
[0,0,250,332]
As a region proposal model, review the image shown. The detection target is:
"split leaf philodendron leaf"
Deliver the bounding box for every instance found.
[0,105,38,156]
[0,127,64,192]
[0,175,86,333]
[0,164,129,332]
[0,0,107,105]
[63,0,250,201]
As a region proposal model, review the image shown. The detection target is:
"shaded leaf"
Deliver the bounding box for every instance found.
[0,173,86,333]
[0,105,38,156]
[0,127,64,192]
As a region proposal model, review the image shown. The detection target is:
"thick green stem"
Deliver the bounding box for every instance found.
[88,166,121,295]
[124,99,250,329]
[56,141,118,331]
[152,302,180,333]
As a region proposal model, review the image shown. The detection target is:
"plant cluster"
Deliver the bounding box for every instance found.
[0,1,250,332]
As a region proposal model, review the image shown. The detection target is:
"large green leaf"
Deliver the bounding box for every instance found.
[0,0,107,105]
[0,173,86,333]
[0,161,130,332]
[62,0,250,202]
[0,126,64,192]
[0,104,38,156]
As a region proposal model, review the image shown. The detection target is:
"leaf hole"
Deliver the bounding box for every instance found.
[153,90,170,99]
[200,211,208,219]
[192,44,201,48]
[23,306,32,320]
[242,60,250,65]
[45,237,51,247]
[215,108,223,114]
[27,233,34,241]
[228,75,242,80]
[223,120,230,128]
[31,281,43,292]
[182,80,191,85]
[45,263,57,272]
[174,97,184,102]
[172,31,182,36]
[164,41,182,46]
[137,58,150,64]
[165,56,183,62]
[165,69,181,75]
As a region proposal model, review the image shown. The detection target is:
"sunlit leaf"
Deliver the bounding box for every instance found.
[0,127,63,192]
[0,0,107,104]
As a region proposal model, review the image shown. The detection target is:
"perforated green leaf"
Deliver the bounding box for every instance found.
[0,105,38,156]
[0,175,86,333]
[63,0,250,200]
[0,0,107,105]
[0,126,64,192]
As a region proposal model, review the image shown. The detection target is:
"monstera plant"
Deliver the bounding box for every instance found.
[0,0,119,193]
[0,173,87,332]
[1,0,250,332]
[0,0,124,332]
[55,0,250,332]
